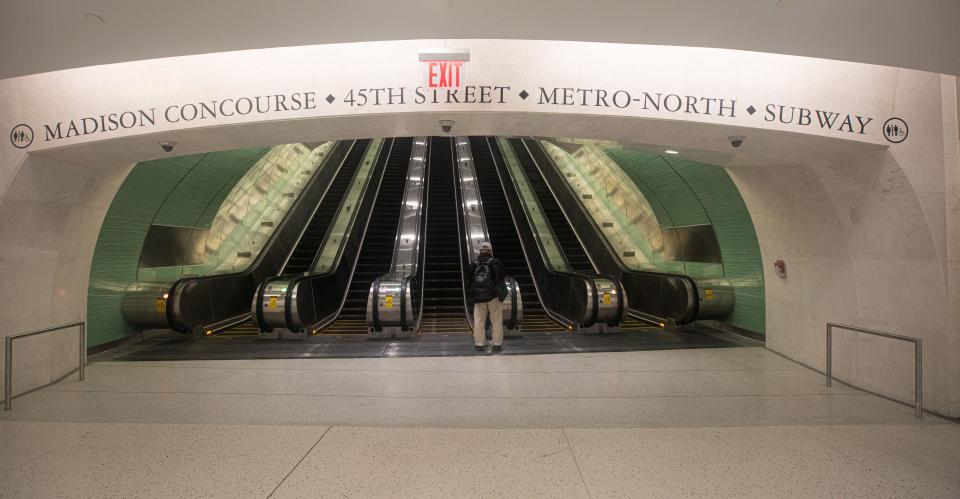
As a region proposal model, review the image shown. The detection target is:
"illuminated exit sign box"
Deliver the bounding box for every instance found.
[419,48,470,89]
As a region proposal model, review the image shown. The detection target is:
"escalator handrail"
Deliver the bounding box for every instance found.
[410,139,433,333]
[166,140,355,332]
[507,276,519,329]
[452,137,483,332]
[484,137,579,330]
[287,138,398,332]
[454,137,492,261]
[524,138,699,324]
[369,276,383,331]
[396,139,431,333]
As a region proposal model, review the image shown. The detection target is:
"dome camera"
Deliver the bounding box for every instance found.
[439,120,455,134]
[728,135,745,148]
[159,141,177,153]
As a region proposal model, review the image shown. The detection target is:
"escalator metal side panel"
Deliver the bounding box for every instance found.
[121,281,174,330]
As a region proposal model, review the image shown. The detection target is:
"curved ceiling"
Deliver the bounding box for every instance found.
[1,0,959,80]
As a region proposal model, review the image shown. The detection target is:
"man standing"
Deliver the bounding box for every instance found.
[468,241,507,352]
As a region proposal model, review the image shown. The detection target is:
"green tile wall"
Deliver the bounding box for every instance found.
[86,148,268,348]
[153,148,268,228]
[605,148,766,334]
[604,149,721,279]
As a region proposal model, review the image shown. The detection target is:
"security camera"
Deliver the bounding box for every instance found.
[439,120,455,134]
[728,135,745,148]
[159,141,177,153]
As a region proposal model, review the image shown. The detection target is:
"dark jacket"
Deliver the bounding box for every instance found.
[467,253,506,303]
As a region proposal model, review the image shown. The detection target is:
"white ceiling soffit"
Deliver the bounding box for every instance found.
[1,0,958,80]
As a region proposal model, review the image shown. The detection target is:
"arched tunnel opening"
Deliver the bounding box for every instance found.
[91,134,763,359]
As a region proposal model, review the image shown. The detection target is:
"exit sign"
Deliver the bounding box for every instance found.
[419,48,470,89]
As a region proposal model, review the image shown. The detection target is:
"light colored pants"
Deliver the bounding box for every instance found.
[473,298,504,347]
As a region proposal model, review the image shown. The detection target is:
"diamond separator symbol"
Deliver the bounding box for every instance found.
[747,105,756,115]
[325,94,335,104]
[519,90,529,100]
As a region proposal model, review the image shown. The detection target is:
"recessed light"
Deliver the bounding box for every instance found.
[664,149,679,155]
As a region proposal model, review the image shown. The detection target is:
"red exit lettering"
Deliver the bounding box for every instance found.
[426,61,463,88]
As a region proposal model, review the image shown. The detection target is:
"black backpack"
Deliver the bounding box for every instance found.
[473,260,493,290]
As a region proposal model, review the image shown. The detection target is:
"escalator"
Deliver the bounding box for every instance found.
[508,138,650,331]
[470,136,559,332]
[420,136,469,334]
[123,140,355,336]
[520,137,734,327]
[508,138,594,273]
[281,139,371,275]
[219,139,371,336]
[324,137,414,334]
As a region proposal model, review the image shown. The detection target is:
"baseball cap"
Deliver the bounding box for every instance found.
[479,242,492,252]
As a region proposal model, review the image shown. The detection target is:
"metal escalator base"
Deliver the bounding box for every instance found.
[215,320,259,337]
[418,315,471,335]
[320,319,368,335]
[620,317,655,331]
[115,327,755,361]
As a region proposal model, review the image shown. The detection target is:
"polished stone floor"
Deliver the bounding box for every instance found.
[117,328,744,361]
[2,346,958,497]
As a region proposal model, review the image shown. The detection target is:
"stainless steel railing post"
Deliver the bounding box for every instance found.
[825,322,922,419]
[4,321,86,411]
[826,324,832,388]
[79,322,86,382]
[4,336,12,411]
[915,339,922,418]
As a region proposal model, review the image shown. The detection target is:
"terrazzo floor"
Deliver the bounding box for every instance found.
[1,346,958,497]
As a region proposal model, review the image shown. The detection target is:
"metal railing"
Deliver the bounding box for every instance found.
[4,321,85,411]
[826,322,922,418]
